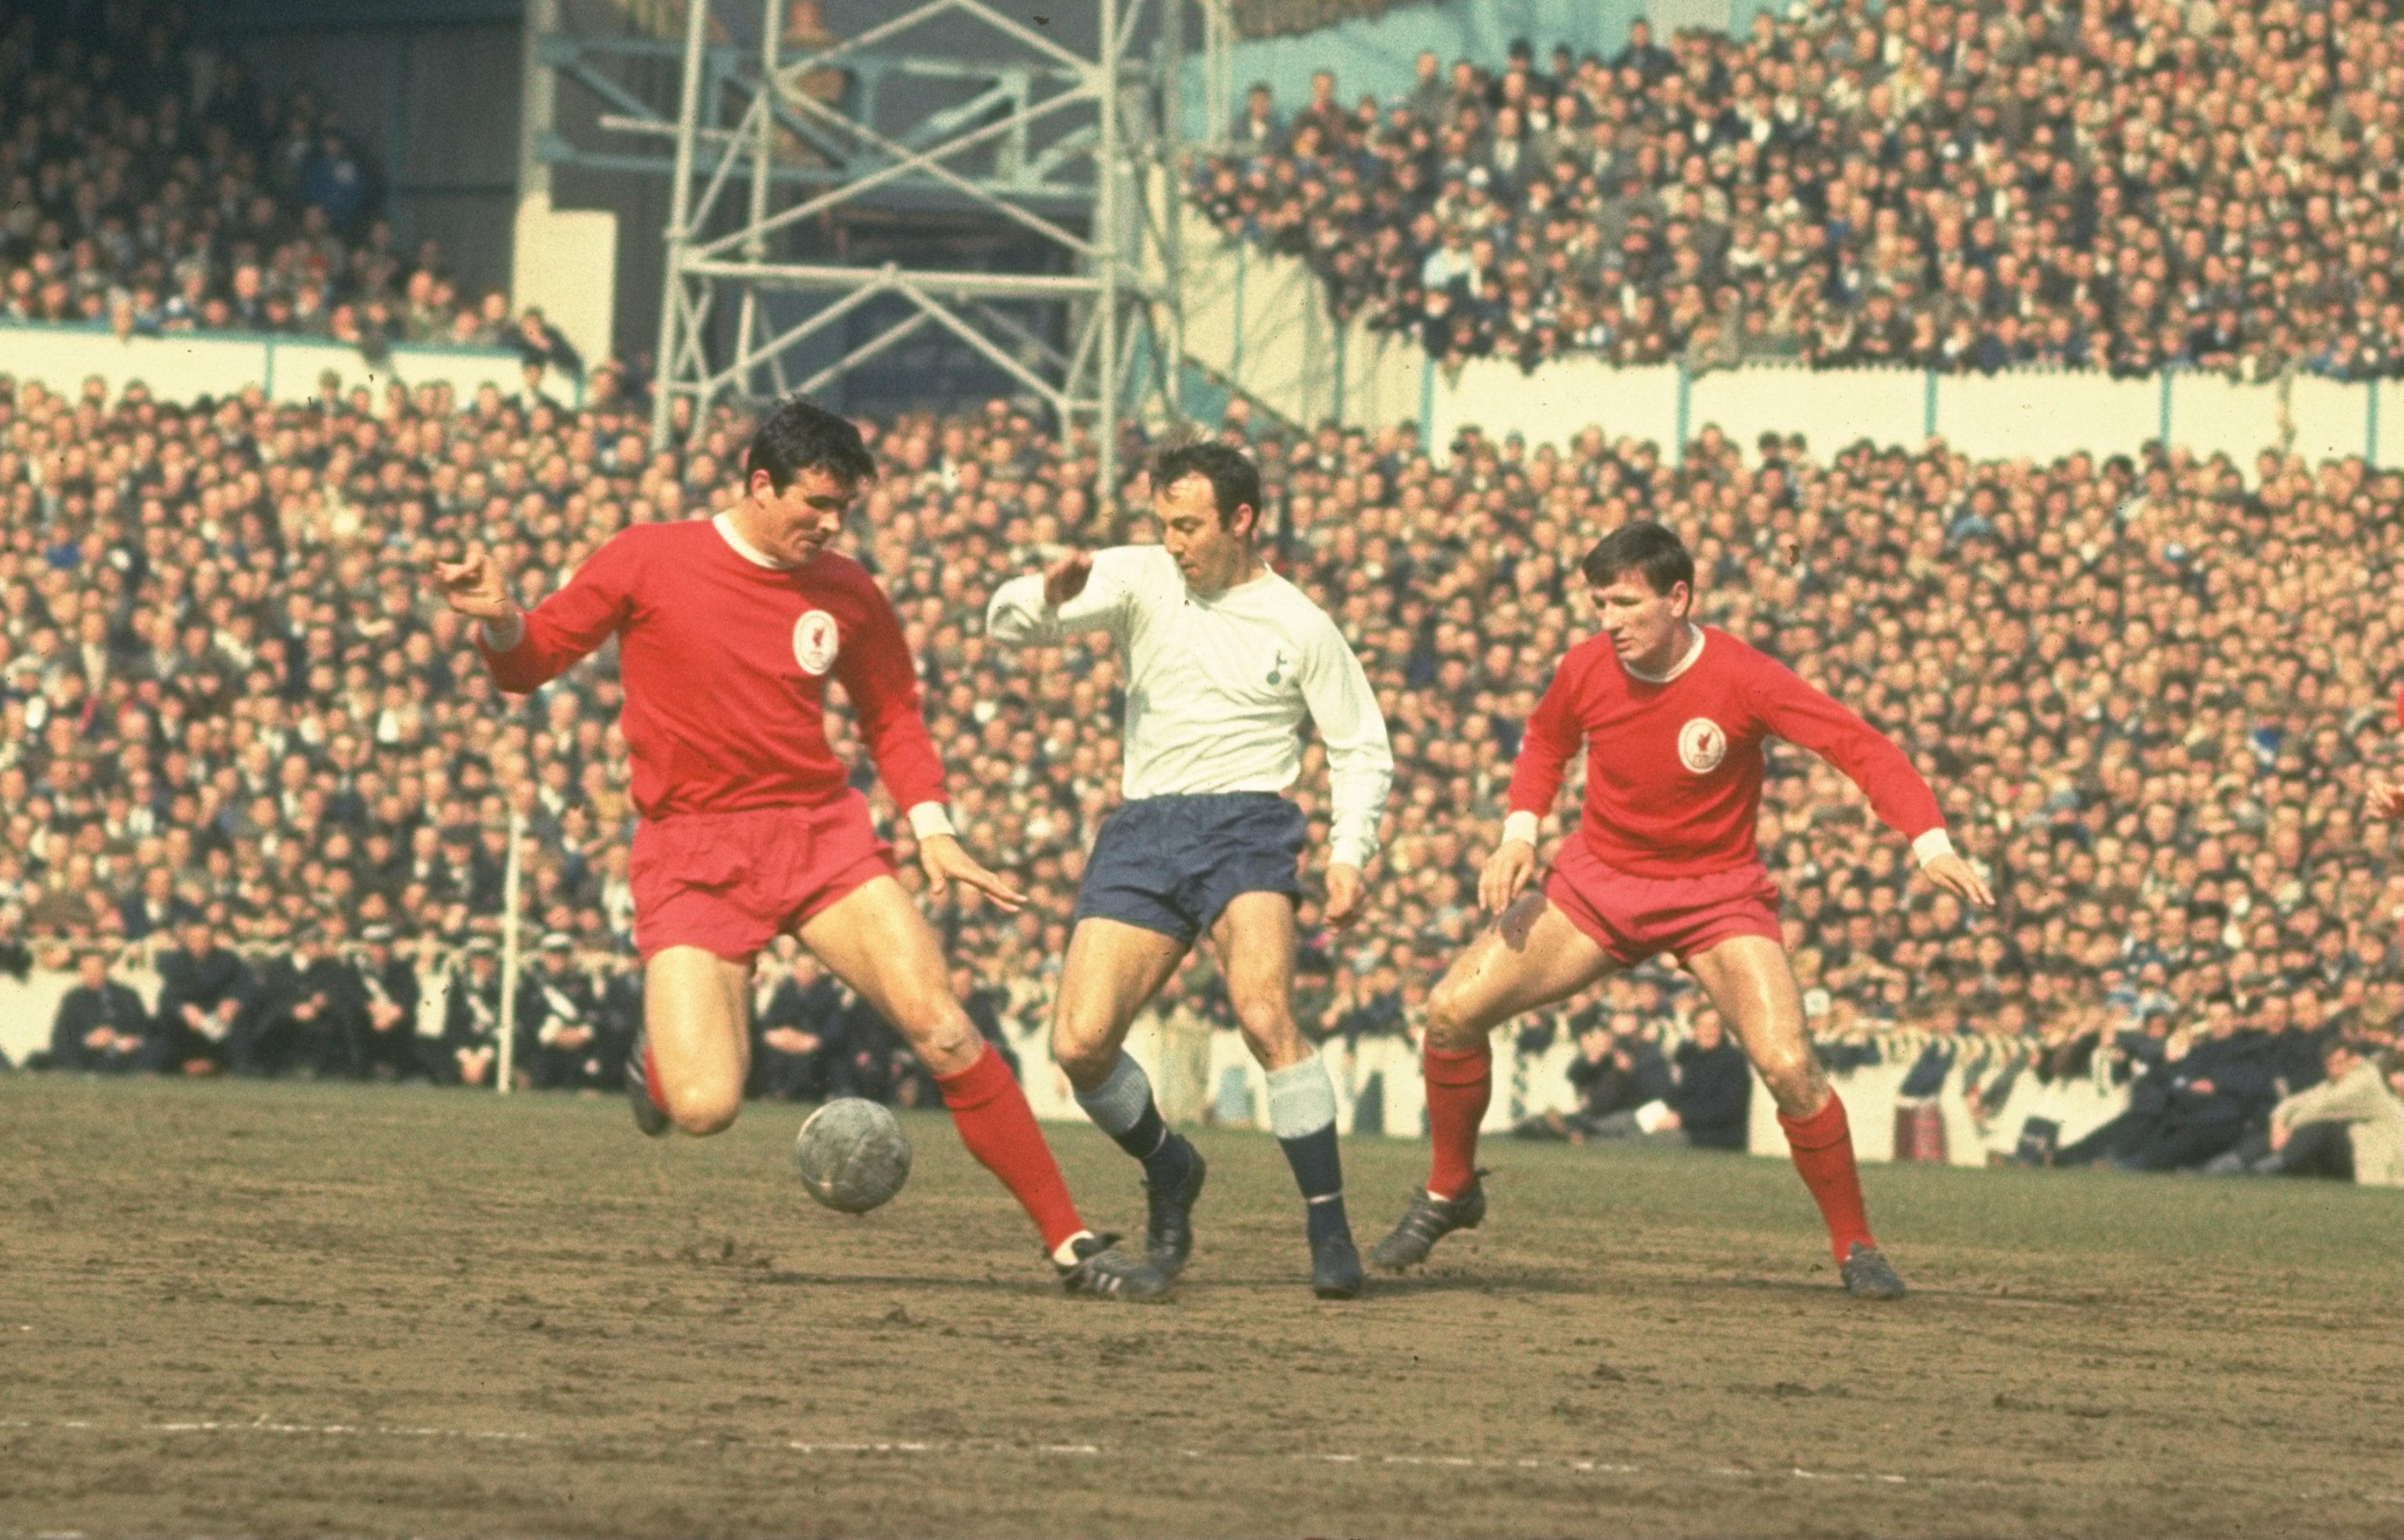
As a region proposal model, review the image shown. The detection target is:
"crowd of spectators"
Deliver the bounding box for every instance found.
[0,2,578,373]
[0,365,2400,1165]
[1194,0,2404,379]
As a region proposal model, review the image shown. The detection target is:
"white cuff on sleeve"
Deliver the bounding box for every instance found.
[1502,810,1541,848]
[905,801,956,841]
[1329,837,1373,872]
[479,611,525,651]
[1911,826,1956,867]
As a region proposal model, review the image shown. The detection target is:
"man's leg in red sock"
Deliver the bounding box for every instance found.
[934,1042,1088,1255]
[1779,1092,1875,1265]
[1423,1043,1492,1200]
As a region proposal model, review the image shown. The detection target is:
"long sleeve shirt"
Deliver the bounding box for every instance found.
[2274,1060,2404,1186]
[477,516,946,821]
[1507,625,1944,877]
[987,545,1394,869]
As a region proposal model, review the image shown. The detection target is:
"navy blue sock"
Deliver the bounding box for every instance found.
[1279,1124,1350,1245]
[1110,1101,1192,1186]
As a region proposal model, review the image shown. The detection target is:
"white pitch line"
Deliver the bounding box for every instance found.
[10,1417,2404,1509]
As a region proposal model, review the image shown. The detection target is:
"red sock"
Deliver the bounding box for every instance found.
[641,1045,663,1109]
[1423,1043,1492,1200]
[1780,1094,1875,1265]
[934,1044,1085,1254]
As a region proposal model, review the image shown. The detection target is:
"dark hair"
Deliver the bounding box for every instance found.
[745,395,877,493]
[1580,520,1693,596]
[1150,441,1263,536]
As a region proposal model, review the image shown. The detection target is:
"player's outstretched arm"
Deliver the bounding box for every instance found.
[2369,774,2404,821]
[1746,653,1993,903]
[430,537,633,693]
[431,544,515,628]
[916,832,1027,912]
[1323,863,1366,929]
[1042,550,1092,606]
[1478,838,1539,915]
[1919,847,1996,909]
[1294,613,1395,932]
[984,547,1138,648]
[1483,653,1583,915]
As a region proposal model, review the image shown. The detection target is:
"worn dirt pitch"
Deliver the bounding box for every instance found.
[3,1077,2401,1538]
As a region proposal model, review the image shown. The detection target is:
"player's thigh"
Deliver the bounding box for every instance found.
[1425,892,1619,1049]
[644,945,753,1118]
[1207,892,1305,1067]
[1683,934,1823,1114]
[795,874,982,1075]
[1052,917,1187,1082]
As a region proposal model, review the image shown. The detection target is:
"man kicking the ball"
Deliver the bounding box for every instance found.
[988,442,1394,1298]
[433,395,1168,1301]
[1373,520,1993,1297]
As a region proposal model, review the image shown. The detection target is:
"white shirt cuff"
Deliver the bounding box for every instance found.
[1502,810,1541,848]
[1330,837,1373,872]
[905,801,956,841]
[479,611,525,651]
[1911,827,1956,867]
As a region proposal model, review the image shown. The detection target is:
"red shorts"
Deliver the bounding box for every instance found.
[1543,839,1783,967]
[630,794,895,964]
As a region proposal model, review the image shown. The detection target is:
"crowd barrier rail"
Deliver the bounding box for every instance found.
[2,964,2125,1167]
[1171,202,2404,473]
[0,321,581,409]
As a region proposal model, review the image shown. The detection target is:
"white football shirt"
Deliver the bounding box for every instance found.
[987,545,1393,869]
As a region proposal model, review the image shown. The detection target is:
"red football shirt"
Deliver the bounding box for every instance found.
[477,517,946,820]
[1509,625,1942,877]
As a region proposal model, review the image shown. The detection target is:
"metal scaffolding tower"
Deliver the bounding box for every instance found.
[605,0,1204,499]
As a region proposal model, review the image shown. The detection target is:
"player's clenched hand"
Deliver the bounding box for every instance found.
[1480,839,1538,914]
[431,545,513,622]
[1323,862,1366,930]
[916,833,1027,912]
[1043,550,1093,606]
[1921,851,1995,909]
[2369,775,2404,820]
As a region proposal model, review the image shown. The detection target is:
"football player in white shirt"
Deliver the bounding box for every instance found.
[988,443,1395,1298]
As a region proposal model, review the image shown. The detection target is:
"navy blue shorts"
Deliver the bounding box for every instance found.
[1073,793,1306,945]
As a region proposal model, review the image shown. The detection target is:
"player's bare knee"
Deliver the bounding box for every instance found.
[666,1084,741,1136]
[897,999,982,1076]
[1423,977,1485,1052]
[1758,1054,1826,1117]
[1232,1005,1303,1069]
[1049,1023,1115,1089]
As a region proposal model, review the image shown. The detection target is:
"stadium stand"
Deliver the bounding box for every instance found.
[1,369,2399,1169]
[1193,1,2404,379]
[0,2,568,364]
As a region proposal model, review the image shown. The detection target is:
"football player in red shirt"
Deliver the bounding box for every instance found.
[1371,520,1994,1297]
[432,397,1167,1301]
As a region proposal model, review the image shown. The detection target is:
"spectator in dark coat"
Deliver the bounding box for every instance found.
[1516,1009,1670,1141]
[1663,1012,1754,1150]
[2057,1002,2277,1171]
[1536,1011,1752,1150]
[352,924,426,1081]
[149,918,260,1075]
[42,950,149,1074]
[253,920,370,1078]
[524,933,606,1090]
[750,945,844,1103]
[441,940,524,1088]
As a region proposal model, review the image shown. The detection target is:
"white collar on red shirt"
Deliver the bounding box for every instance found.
[713,511,790,570]
[1624,623,1706,684]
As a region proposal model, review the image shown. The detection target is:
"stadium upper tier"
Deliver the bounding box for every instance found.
[0,3,574,376]
[1,374,2399,1052]
[1192,0,2404,380]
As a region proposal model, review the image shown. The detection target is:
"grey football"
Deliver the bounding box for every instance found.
[792,1098,912,1214]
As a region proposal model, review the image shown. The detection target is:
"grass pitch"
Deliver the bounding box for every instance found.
[3,1077,2401,1538]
